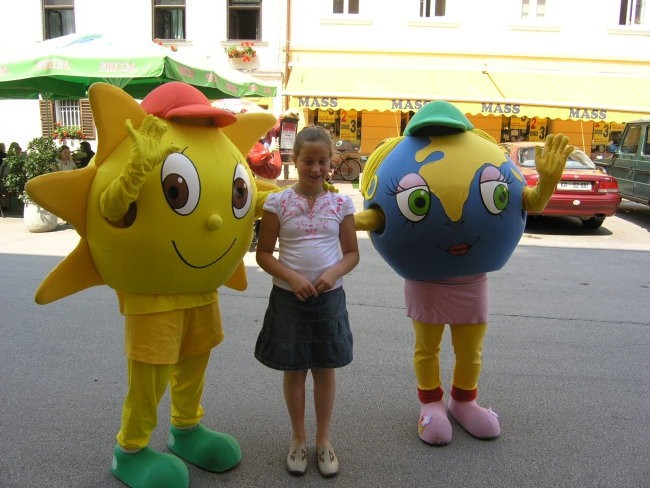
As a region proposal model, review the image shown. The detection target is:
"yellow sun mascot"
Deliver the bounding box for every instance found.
[26,82,277,488]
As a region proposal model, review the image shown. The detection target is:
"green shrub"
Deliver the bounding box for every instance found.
[1,136,58,203]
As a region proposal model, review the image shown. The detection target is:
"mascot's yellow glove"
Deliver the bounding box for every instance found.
[522,133,574,212]
[100,115,180,222]
[354,207,385,232]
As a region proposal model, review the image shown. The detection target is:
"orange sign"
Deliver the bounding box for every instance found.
[340,109,358,140]
[318,109,337,123]
[528,117,547,141]
[510,116,529,130]
[592,122,609,145]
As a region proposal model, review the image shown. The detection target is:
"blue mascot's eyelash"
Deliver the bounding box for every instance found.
[395,208,423,229]
[498,170,514,185]
[481,166,515,218]
[386,178,406,197]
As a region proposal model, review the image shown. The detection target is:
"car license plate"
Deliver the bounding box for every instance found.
[557,181,592,191]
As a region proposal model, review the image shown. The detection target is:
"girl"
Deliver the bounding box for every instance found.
[255,125,359,478]
[56,145,76,171]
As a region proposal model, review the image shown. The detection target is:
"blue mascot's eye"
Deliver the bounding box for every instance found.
[396,186,430,222]
[480,180,510,215]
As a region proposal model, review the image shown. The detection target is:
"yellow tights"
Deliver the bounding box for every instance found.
[116,351,210,450]
[412,320,487,392]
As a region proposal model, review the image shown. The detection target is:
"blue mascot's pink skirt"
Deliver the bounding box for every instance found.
[405,273,488,325]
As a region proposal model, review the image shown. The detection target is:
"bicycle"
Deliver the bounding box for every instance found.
[328,140,361,182]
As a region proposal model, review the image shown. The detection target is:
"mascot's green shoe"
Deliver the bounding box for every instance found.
[111,445,189,488]
[168,424,241,472]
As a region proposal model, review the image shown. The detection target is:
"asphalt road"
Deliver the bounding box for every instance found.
[1,188,648,488]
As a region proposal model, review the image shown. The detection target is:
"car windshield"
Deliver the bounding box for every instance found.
[518,147,596,169]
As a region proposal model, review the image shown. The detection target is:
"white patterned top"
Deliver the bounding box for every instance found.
[263,187,355,291]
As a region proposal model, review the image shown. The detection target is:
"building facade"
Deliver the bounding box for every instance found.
[1,0,649,159]
[284,0,650,157]
[0,0,286,150]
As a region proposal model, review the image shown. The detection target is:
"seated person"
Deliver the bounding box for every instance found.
[56,145,76,171]
[73,141,95,168]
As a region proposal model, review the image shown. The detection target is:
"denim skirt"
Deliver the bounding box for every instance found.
[254,285,353,371]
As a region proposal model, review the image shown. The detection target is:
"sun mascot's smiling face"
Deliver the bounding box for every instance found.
[361,101,527,281]
[88,124,257,293]
[26,82,276,303]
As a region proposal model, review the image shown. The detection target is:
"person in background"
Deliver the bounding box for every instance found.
[74,141,95,168]
[608,138,619,153]
[0,142,7,169]
[56,145,76,171]
[8,142,22,156]
[254,126,359,478]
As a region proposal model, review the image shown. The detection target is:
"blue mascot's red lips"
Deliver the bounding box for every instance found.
[447,243,471,256]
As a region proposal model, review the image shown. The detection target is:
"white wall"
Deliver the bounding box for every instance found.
[0,0,285,147]
[289,0,650,62]
[1,0,648,147]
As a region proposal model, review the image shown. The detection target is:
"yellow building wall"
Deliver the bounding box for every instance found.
[467,114,503,143]
[360,112,403,154]
[550,119,594,153]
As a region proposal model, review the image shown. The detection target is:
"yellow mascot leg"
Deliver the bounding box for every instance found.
[449,323,486,392]
[170,351,210,428]
[412,320,452,445]
[412,320,444,392]
[166,351,242,473]
[112,359,189,488]
[117,359,173,450]
[448,323,500,439]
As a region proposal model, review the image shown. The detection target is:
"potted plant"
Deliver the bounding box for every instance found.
[1,136,59,232]
[224,41,258,69]
[53,123,85,149]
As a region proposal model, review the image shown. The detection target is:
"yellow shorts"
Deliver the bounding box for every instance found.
[124,302,223,364]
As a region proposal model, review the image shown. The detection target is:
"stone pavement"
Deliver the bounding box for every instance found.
[1,180,648,488]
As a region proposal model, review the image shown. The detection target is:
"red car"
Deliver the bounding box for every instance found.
[499,142,621,229]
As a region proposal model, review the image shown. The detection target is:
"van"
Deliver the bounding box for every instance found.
[602,118,650,205]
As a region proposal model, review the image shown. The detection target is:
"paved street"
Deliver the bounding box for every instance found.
[1,183,648,488]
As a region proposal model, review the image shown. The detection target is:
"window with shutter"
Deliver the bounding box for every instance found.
[39,99,96,140]
[80,99,96,140]
[39,100,56,139]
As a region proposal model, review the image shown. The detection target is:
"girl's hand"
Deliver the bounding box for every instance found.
[314,269,336,293]
[289,274,318,301]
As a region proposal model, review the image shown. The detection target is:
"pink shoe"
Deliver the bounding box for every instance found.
[418,400,452,445]
[448,398,500,439]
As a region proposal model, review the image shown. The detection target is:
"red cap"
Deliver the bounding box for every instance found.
[141,82,237,127]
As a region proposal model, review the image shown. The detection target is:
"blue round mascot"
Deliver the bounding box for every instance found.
[355,101,572,445]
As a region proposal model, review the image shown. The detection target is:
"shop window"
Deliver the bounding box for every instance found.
[228,0,261,40]
[333,0,359,14]
[420,0,446,18]
[619,0,645,25]
[521,0,545,21]
[153,0,186,40]
[44,0,75,40]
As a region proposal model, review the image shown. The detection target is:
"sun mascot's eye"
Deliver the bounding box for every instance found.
[232,163,252,219]
[161,152,200,215]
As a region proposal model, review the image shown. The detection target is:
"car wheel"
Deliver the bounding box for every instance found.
[580,216,605,229]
